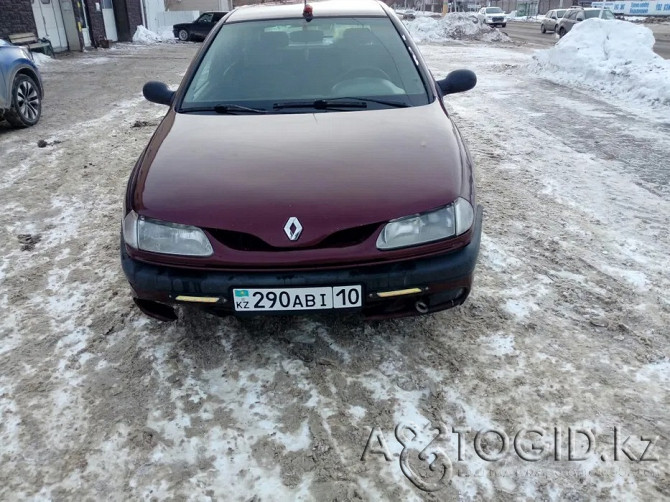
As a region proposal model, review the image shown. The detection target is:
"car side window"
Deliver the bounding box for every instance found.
[198,13,214,23]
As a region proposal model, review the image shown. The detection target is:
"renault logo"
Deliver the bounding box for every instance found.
[284,217,303,241]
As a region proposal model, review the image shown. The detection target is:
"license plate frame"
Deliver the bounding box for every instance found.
[232,285,363,312]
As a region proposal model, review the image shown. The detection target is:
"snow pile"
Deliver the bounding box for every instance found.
[132,25,175,44]
[405,13,511,43]
[32,52,56,67]
[532,19,670,108]
[508,13,545,22]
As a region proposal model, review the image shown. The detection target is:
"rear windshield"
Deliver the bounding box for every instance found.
[181,17,429,112]
[585,9,614,18]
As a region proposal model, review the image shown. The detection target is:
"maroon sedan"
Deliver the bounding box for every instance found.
[121,0,482,321]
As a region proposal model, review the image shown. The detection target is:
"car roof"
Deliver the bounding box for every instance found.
[226,0,387,23]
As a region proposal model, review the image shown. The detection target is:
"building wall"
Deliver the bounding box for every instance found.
[83,0,107,46]
[166,0,228,11]
[126,0,144,33]
[80,0,150,45]
[492,0,577,13]
[0,0,38,40]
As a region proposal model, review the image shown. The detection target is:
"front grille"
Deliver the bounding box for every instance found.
[206,222,380,252]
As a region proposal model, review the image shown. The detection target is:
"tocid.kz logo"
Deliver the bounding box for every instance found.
[284,216,303,241]
[361,422,660,492]
[362,422,453,492]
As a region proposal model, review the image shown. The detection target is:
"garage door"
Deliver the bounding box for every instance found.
[31,0,69,52]
[101,0,119,41]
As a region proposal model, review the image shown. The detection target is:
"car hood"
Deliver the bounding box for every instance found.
[132,102,471,248]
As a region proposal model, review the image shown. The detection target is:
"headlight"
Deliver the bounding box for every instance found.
[376,198,474,250]
[122,211,213,256]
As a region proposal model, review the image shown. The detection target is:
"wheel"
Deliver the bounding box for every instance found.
[5,74,41,128]
[178,29,190,42]
[559,27,566,38]
[554,24,559,32]
[541,24,546,33]
[501,23,506,27]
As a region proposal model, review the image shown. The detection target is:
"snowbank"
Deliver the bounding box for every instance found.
[405,13,511,43]
[531,19,670,108]
[508,12,545,22]
[32,52,56,67]
[132,25,175,44]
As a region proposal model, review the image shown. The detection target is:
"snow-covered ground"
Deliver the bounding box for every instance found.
[132,25,176,44]
[0,42,669,500]
[508,13,545,22]
[405,13,511,43]
[31,52,57,67]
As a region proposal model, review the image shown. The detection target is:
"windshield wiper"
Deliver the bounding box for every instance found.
[273,99,367,110]
[273,97,410,110]
[327,97,409,108]
[180,104,267,114]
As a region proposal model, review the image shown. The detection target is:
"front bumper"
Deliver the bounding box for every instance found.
[121,206,483,320]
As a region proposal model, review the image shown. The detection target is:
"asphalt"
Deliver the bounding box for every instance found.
[501,20,670,59]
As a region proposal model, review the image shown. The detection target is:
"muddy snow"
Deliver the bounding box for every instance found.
[0,41,668,500]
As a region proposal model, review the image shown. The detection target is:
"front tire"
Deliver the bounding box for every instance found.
[559,27,566,38]
[541,24,547,33]
[6,74,41,128]
[501,23,506,27]
[178,29,190,42]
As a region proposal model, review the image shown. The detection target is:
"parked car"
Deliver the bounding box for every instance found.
[0,39,43,128]
[123,0,482,321]
[173,11,228,42]
[477,7,507,27]
[557,7,614,37]
[402,9,416,20]
[540,9,567,33]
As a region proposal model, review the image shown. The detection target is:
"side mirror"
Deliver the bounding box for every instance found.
[143,81,175,106]
[437,69,477,96]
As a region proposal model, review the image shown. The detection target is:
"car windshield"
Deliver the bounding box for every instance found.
[181,17,429,112]
[556,9,567,17]
[486,7,504,13]
[585,9,614,18]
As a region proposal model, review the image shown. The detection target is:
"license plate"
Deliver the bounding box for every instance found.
[232,286,362,312]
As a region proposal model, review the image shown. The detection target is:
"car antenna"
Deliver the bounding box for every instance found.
[303,0,313,21]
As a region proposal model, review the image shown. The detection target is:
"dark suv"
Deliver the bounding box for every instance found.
[173,12,228,42]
